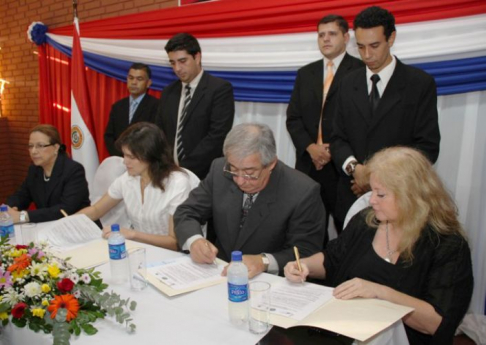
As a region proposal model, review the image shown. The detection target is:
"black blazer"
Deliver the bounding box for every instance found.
[331,58,441,221]
[155,72,235,179]
[174,158,327,273]
[104,94,159,156]
[287,53,364,174]
[6,154,91,223]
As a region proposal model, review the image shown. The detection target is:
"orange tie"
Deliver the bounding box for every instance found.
[317,61,334,144]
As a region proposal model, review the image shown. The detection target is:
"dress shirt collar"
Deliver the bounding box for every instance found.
[366,55,396,95]
[129,93,146,105]
[323,50,346,75]
[182,69,204,93]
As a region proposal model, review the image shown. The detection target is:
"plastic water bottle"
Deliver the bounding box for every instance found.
[227,251,249,327]
[108,224,128,284]
[0,205,15,239]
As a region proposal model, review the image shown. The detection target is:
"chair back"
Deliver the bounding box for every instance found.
[90,156,129,228]
[343,191,372,229]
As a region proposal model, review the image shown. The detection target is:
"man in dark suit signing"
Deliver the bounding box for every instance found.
[175,123,326,278]
[156,33,235,179]
[287,14,364,236]
[104,63,159,156]
[331,6,441,224]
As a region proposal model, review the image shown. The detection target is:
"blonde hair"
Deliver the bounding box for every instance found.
[365,147,465,261]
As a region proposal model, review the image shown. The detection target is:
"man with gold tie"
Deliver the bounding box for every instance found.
[287,15,363,238]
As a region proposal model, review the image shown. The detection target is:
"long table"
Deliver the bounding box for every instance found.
[2,224,409,345]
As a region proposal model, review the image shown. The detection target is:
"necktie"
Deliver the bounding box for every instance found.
[176,85,192,162]
[317,61,334,144]
[240,193,255,229]
[370,74,381,115]
[128,100,138,124]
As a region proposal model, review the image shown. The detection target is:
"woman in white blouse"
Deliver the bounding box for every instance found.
[79,122,194,250]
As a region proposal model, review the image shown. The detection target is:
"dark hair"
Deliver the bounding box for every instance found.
[30,124,66,154]
[164,33,201,57]
[353,6,396,40]
[129,62,152,79]
[115,122,182,191]
[318,14,349,34]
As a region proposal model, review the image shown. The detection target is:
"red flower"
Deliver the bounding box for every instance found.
[15,245,29,250]
[48,294,80,321]
[57,278,75,293]
[12,302,27,318]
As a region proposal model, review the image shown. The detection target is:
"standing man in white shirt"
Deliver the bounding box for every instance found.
[287,15,363,237]
[331,6,440,225]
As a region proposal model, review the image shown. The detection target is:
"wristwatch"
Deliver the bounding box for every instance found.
[20,211,29,223]
[345,160,358,176]
[261,253,270,272]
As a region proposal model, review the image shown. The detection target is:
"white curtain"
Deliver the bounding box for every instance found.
[235,90,486,314]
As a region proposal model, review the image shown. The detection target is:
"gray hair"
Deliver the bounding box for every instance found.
[223,123,277,166]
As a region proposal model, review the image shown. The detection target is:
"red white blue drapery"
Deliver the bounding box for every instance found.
[29,0,486,316]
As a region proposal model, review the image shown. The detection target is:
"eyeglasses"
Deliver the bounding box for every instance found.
[223,162,263,181]
[28,144,53,151]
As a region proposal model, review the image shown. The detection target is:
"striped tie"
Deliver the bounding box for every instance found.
[128,100,138,124]
[176,85,192,162]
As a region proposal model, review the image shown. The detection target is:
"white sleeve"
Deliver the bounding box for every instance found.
[167,173,193,215]
[107,173,126,200]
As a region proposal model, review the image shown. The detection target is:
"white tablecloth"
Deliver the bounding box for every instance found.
[2,224,409,345]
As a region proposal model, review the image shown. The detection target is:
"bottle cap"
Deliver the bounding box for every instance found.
[111,224,120,232]
[231,251,243,262]
[0,205,7,212]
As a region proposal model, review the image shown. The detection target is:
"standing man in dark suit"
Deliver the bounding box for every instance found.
[156,33,235,179]
[175,123,326,278]
[331,6,441,224]
[287,15,363,236]
[104,63,159,156]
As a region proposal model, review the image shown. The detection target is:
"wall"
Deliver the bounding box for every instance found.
[0,0,177,203]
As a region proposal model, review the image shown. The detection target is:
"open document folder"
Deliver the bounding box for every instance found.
[269,280,413,342]
[40,214,137,269]
[146,256,227,297]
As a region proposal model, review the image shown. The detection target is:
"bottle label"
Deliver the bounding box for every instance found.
[109,243,127,260]
[0,225,14,237]
[228,282,248,303]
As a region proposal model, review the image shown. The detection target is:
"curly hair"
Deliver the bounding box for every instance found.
[365,147,465,261]
[353,6,396,40]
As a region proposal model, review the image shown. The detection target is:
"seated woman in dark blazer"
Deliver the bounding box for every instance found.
[6,124,91,223]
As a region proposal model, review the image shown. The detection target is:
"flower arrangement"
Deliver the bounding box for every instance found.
[0,237,136,344]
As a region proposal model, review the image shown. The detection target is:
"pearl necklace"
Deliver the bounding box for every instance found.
[384,221,397,263]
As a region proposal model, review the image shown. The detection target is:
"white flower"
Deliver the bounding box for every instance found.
[73,290,81,298]
[30,262,48,278]
[24,282,42,298]
[81,273,91,284]
[70,272,80,284]
[2,289,23,306]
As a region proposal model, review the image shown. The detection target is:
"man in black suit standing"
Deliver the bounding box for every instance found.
[156,33,235,179]
[331,6,440,224]
[287,15,363,236]
[104,63,159,156]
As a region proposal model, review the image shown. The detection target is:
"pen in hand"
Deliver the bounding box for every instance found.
[60,209,69,218]
[293,246,304,284]
[205,241,218,266]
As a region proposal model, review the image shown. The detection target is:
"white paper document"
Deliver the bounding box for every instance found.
[148,256,224,291]
[38,214,101,249]
[269,280,334,320]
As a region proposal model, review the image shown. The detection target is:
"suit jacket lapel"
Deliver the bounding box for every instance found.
[328,53,352,99]
[312,62,324,107]
[44,155,64,203]
[351,69,372,125]
[131,94,148,123]
[166,83,182,142]
[369,59,405,132]
[233,162,280,250]
[226,182,244,249]
[180,72,208,129]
